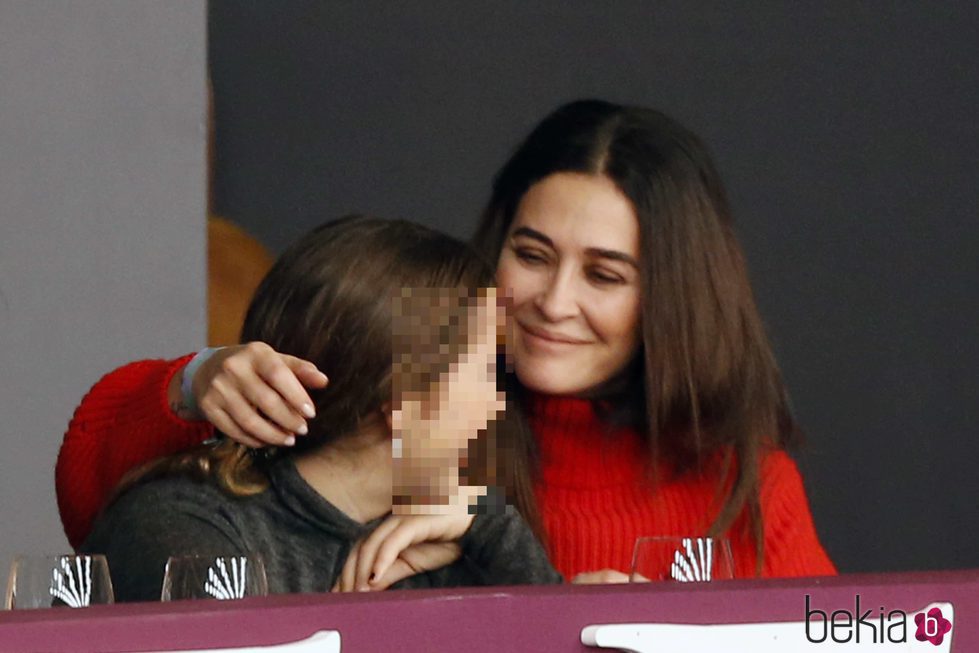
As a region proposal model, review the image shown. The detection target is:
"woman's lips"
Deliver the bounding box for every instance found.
[518,322,588,349]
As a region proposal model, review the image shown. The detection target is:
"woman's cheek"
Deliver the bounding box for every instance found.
[596,296,642,359]
[495,265,521,303]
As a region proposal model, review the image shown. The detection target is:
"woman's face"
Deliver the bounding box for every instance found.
[496,172,642,396]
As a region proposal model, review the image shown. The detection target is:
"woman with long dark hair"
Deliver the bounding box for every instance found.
[58,100,835,580]
[80,215,559,601]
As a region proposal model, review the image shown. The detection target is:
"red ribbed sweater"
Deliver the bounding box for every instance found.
[56,357,836,580]
[528,395,835,579]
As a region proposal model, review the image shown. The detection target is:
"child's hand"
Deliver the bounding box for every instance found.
[332,513,475,592]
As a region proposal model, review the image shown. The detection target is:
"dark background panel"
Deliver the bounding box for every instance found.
[208,0,979,573]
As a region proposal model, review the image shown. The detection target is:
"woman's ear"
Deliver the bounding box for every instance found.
[381,401,394,432]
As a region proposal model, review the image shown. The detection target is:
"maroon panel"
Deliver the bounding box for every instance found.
[1,570,976,652]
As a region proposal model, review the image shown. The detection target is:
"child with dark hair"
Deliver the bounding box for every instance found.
[81,216,559,601]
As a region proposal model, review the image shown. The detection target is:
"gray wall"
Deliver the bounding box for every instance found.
[0,2,206,574]
[209,2,978,573]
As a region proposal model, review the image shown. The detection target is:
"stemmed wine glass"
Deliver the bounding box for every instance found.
[161,554,268,601]
[5,554,114,609]
[631,536,735,582]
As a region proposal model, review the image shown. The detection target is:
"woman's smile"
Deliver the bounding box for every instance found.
[517,321,591,349]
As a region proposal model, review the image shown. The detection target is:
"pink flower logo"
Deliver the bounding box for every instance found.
[914,607,952,646]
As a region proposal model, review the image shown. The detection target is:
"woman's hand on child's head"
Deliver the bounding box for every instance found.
[332,513,475,592]
[190,342,328,448]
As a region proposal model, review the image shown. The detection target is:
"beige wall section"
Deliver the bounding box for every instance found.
[0,1,206,574]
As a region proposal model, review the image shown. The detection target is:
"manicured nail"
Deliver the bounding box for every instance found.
[357,585,370,592]
[305,364,328,384]
[284,435,296,446]
[296,423,308,436]
[302,403,316,418]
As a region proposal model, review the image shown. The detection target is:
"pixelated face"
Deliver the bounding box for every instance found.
[390,288,506,509]
[496,172,642,395]
[432,289,507,437]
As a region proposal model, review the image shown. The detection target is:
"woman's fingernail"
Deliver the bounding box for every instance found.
[302,403,316,418]
[296,423,308,435]
[284,435,296,446]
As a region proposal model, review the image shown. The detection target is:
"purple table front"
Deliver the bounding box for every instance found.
[1,569,976,651]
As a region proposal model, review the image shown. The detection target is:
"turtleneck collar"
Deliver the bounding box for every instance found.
[268,457,384,541]
[527,393,653,490]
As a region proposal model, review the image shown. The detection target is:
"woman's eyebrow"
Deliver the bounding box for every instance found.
[511,226,553,247]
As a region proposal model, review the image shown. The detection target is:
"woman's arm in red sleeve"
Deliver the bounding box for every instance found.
[55,355,214,548]
[759,450,838,577]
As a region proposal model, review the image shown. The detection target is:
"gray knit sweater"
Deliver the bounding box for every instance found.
[81,459,561,602]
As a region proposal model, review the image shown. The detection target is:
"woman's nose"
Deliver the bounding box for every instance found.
[533,270,579,321]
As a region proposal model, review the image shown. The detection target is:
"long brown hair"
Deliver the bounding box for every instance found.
[115,216,543,535]
[474,100,802,571]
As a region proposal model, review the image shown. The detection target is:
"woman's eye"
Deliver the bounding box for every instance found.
[588,269,625,285]
[514,248,548,265]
